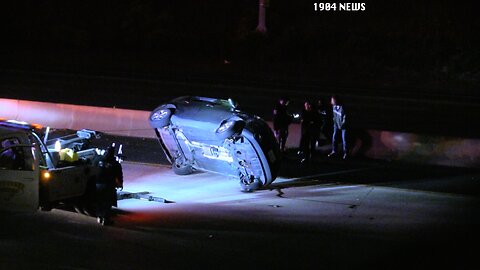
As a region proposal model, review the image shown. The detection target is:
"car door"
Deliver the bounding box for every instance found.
[47,165,89,201]
[0,134,39,212]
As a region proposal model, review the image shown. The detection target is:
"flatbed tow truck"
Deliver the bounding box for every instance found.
[0,119,108,214]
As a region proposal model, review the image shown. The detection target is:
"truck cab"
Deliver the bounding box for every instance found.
[0,120,102,213]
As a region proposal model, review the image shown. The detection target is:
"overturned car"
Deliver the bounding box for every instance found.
[149,96,280,191]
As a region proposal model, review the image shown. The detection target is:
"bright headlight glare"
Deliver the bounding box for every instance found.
[151,110,169,121]
[42,171,51,181]
[217,120,234,133]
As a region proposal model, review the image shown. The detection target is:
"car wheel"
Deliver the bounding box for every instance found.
[239,177,261,192]
[172,161,194,175]
[149,108,172,128]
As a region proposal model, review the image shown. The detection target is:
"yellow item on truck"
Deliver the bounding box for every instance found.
[59,148,79,162]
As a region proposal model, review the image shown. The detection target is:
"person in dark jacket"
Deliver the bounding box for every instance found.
[95,145,123,225]
[299,100,320,163]
[273,97,293,152]
[315,98,328,147]
[328,95,348,159]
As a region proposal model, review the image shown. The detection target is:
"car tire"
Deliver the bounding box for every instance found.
[239,178,262,192]
[172,162,194,175]
[149,108,172,128]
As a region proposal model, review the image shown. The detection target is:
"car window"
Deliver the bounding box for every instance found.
[0,137,34,171]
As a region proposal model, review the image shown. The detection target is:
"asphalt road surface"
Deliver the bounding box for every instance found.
[2,154,479,270]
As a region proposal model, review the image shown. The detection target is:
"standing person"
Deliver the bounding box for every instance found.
[273,97,293,152]
[315,98,328,147]
[328,95,348,159]
[299,100,319,163]
[95,144,123,226]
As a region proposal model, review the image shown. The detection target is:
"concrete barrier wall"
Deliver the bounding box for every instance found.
[1,98,479,168]
[0,98,155,138]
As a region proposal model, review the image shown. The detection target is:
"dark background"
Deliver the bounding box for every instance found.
[1,0,479,136]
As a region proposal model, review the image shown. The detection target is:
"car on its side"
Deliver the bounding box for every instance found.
[149,96,280,191]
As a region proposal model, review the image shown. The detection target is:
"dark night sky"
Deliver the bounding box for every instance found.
[0,0,479,89]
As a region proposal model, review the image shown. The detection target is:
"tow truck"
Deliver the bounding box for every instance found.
[0,119,108,214]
